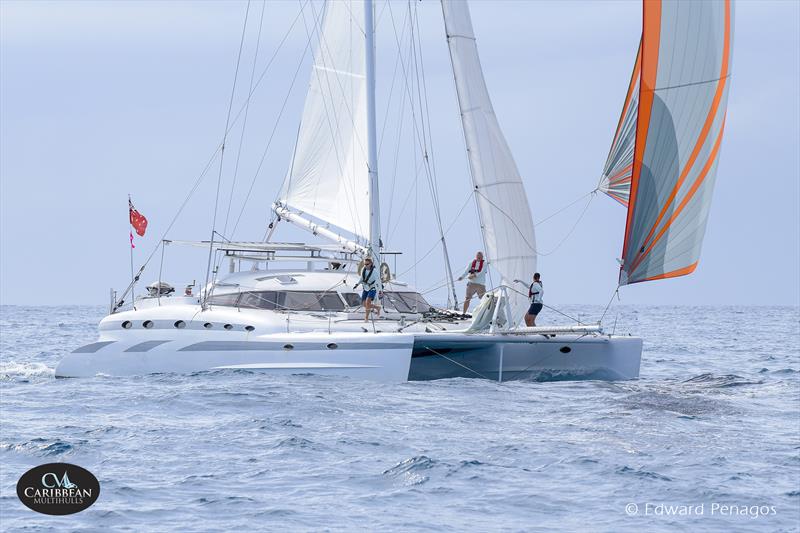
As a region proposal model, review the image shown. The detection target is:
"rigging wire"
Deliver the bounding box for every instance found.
[504,284,588,326]
[203,0,251,306]
[377,6,410,156]
[534,190,595,226]
[229,0,321,239]
[384,0,457,305]
[398,186,599,299]
[421,346,491,380]
[222,0,267,239]
[535,191,596,256]
[394,189,474,279]
[385,157,426,242]
[599,286,620,325]
[408,0,457,307]
[115,0,313,309]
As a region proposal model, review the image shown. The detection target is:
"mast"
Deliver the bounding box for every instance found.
[364,0,381,261]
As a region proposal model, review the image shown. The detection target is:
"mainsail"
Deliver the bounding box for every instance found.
[619,0,733,285]
[441,0,537,325]
[278,1,370,242]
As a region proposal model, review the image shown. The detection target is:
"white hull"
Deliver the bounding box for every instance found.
[57,272,642,382]
[56,305,642,382]
[56,331,416,381]
[409,333,642,381]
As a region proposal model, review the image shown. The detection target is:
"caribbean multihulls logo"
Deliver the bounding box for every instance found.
[17,463,100,515]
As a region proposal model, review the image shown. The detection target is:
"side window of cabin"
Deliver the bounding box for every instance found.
[384,292,412,313]
[401,292,432,313]
[280,292,320,311]
[318,293,346,311]
[239,291,278,310]
[342,293,361,307]
[208,293,240,307]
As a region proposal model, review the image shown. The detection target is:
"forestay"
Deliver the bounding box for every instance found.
[620,0,733,285]
[278,1,369,242]
[441,0,537,326]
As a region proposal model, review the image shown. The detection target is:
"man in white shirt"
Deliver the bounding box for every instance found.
[524,272,544,327]
[354,257,381,322]
[457,251,487,314]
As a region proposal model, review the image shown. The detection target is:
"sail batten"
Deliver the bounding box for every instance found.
[616,0,733,286]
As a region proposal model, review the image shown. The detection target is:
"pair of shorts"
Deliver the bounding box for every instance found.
[527,303,543,316]
[361,289,377,302]
[465,283,486,300]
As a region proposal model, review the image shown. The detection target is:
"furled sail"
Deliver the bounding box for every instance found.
[599,39,641,207]
[441,0,537,326]
[620,0,733,285]
[277,1,369,242]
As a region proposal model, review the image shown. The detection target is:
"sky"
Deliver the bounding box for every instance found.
[1,0,798,307]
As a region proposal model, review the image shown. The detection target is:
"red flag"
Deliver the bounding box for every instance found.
[129,199,148,237]
[129,231,136,249]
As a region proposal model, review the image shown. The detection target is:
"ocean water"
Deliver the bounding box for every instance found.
[0,304,798,532]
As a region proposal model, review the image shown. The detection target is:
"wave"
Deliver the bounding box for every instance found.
[682,373,763,388]
[382,455,437,486]
[616,465,672,482]
[0,361,54,382]
[1,437,86,457]
[621,391,727,416]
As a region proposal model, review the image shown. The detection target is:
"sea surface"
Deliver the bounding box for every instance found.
[1,304,798,532]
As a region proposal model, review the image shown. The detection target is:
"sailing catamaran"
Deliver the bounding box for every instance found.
[57,0,732,381]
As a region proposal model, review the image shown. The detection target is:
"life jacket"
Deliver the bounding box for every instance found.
[529,281,542,301]
[362,266,377,288]
[470,259,484,273]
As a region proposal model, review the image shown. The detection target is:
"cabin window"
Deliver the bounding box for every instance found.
[209,290,346,312]
[238,291,278,310]
[341,293,362,308]
[384,292,432,313]
[208,293,240,307]
[279,291,345,312]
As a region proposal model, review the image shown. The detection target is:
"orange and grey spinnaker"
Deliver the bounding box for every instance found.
[612,0,733,286]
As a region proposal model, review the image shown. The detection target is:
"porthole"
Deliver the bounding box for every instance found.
[203,322,213,329]
[223,324,233,331]
[143,320,154,329]
[327,343,338,350]
[174,320,186,329]
[559,346,572,354]
[121,321,132,329]
[244,325,255,332]
[283,343,294,351]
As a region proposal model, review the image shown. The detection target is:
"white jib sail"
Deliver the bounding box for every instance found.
[441,0,537,327]
[278,1,369,242]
